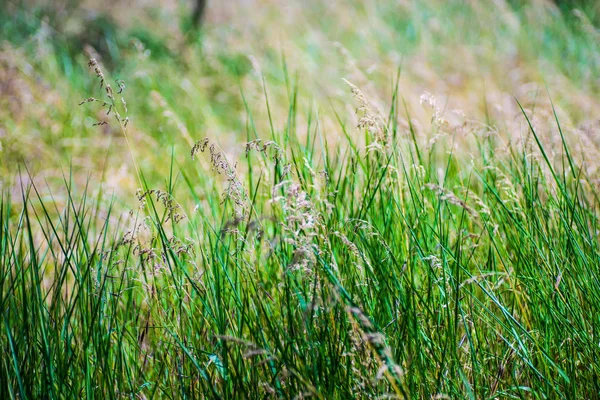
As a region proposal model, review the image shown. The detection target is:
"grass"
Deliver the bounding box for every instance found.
[1,0,600,398]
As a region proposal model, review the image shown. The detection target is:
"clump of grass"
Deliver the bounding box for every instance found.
[1,1,600,398]
[1,57,599,398]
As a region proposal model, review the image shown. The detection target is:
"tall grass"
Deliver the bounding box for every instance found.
[2,64,600,398]
[2,0,600,398]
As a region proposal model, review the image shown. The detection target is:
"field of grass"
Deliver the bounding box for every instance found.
[1,0,600,398]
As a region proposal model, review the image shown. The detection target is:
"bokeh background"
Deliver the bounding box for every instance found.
[2,0,599,207]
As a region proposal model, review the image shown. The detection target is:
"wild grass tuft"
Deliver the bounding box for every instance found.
[1,1,600,398]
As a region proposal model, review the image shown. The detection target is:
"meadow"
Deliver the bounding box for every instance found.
[1,0,600,398]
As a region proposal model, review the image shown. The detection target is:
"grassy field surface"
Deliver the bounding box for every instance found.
[1,0,600,398]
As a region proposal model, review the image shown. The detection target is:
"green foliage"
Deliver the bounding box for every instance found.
[1,0,600,398]
[2,77,600,397]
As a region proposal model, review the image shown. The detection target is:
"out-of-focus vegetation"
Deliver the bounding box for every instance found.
[2,0,599,194]
[1,0,600,398]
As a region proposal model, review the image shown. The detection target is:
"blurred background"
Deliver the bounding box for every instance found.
[1,0,599,207]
